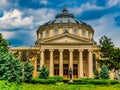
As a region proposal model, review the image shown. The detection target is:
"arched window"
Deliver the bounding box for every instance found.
[46,30,49,36]
[54,29,58,35]
[82,30,86,36]
[88,31,91,38]
[73,29,78,34]
[40,32,43,39]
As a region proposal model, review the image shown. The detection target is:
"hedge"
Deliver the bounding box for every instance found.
[31,78,57,84]
[48,76,63,82]
[69,78,119,85]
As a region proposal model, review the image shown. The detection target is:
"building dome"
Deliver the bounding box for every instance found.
[36,7,95,46]
[38,7,93,28]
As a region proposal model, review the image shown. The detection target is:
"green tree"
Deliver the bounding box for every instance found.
[22,61,34,82]
[0,53,22,83]
[0,33,34,83]
[99,35,114,59]
[38,66,49,79]
[100,64,109,79]
[98,35,120,72]
[0,33,9,53]
[94,69,99,79]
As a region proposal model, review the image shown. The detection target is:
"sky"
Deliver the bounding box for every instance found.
[0,0,120,47]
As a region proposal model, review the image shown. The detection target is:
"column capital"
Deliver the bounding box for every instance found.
[88,49,93,52]
[59,49,64,52]
[49,49,54,52]
[78,49,84,52]
[40,49,45,52]
[69,49,74,52]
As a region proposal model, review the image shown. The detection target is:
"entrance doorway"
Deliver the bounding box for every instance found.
[73,64,78,78]
[63,64,68,78]
[54,64,59,76]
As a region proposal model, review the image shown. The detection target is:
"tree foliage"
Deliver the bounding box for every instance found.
[38,66,49,79]
[100,64,109,79]
[0,33,34,83]
[94,69,99,79]
[98,35,120,71]
[22,61,34,82]
[0,33,9,53]
[0,53,22,83]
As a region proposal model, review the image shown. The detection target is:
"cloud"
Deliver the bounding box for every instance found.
[0,31,15,39]
[86,13,120,47]
[0,0,10,10]
[0,9,34,30]
[39,0,49,5]
[108,0,120,6]
[0,8,56,46]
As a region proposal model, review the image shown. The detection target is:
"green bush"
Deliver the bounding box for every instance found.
[38,66,49,79]
[71,78,119,85]
[100,64,109,79]
[94,69,99,79]
[49,76,63,82]
[63,79,69,83]
[31,78,57,84]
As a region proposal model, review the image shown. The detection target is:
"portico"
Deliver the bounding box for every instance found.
[40,48,94,78]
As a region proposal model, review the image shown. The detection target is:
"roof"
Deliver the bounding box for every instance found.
[38,7,92,29]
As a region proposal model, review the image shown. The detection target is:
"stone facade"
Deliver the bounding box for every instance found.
[11,7,115,79]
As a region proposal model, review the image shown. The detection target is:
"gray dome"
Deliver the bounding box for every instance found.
[39,7,91,28]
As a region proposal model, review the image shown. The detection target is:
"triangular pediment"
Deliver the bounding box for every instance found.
[40,33,94,44]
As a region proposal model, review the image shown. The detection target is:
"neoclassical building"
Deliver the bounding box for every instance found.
[11,7,104,79]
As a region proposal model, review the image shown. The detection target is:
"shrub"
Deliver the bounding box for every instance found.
[70,78,119,85]
[63,79,69,83]
[49,76,63,82]
[22,61,34,83]
[100,64,109,79]
[38,66,49,79]
[32,78,57,84]
[94,69,99,79]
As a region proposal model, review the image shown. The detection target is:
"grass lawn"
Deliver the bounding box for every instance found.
[1,80,120,90]
[21,83,120,90]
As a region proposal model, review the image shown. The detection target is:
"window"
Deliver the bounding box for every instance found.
[40,32,43,39]
[82,30,86,36]
[63,29,68,33]
[54,29,58,35]
[88,31,91,38]
[73,29,78,34]
[46,30,49,36]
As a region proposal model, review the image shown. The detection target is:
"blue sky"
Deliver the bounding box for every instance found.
[0,0,120,47]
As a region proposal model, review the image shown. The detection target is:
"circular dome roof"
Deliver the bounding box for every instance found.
[39,7,92,29]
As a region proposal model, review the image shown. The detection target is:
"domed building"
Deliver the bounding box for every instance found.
[11,7,101,79]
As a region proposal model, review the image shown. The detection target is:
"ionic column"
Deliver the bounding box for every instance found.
[78,49,83,78]
[88,49,93,78]
[69,49,74,70]
[49,49,54,77]
[59,49,64,77]
[40,49,45,68]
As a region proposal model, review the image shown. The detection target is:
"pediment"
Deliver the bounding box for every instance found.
[40,33,93,44]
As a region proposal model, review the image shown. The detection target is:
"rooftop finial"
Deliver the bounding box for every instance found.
[62,5,68,13]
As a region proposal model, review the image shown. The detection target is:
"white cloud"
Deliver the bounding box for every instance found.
[0,31,15,39]
[26,8,56,25]
[0,9,34,29]
[39,0,48,5]
[69,2,104,15]
[108,0,120,6]
[86,13,120,47]
[0,8,56,44]
[0,0,9,10]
